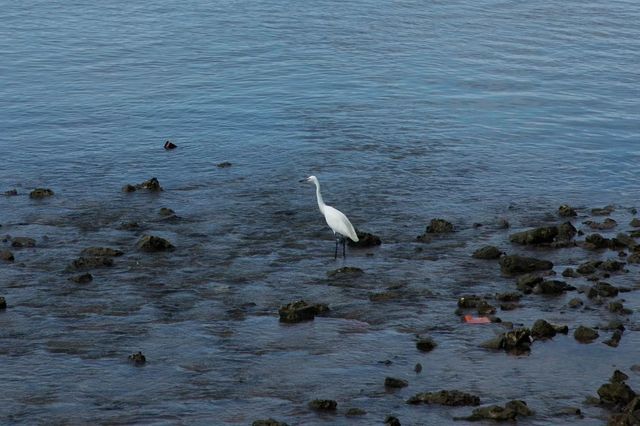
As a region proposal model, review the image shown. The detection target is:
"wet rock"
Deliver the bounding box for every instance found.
[592,205,615,216]
[29,188,54,198]
[509,226,558,245]
[384,415,401,426]
[557,221,578,241]
[278,300,329,323]
[385,377,409,388]
[577,260,600,275]
[604,330,623,348]
[477,301,496,315]
[496,218,510,229]
[559,204,577,217]
[598,382,636,407]
[252,419,289,426]
[457,295,483,309]
[416,337,437,352]
[369,290,402,302]
[425,218,454,233]
[496,292,521,302]
[0,297,6,309]
[345,408,366,417]
[533,280,574,295]
[348,230,382,248]
[599,260,625,272]
[128,351,146,365]
[481,328,531,353]
[123,177,163,192]
[500,303,518,311]
[516,274,544,293]
[67,256,114,271]
[562,267,579,278]
[308,399,337,411]
[588,282,619,298]
[326,266,363,278]
[499,255,553,275]
[159,207,175,217]
[531,319,557,339]
[11,237,36,248]
[584,218,618,230]
[414,363,422,373]
[407,390,480,406]
[574,326,599,343]
[615,233,636,249]
[0,250,14,262]
[217,161,232,168]
[627,253,640,264]
[163,140,177,150]
[630,218,640,228]
[136,235,175,252]
[4,189,18,196]
[69,273,93,284]
[612,370,630,384]
[631,230,640,238]
[118,221,141,231]
[458,400,533,422]
[584,233,623,250]
[472,246,502,260]
[80,247,123,257]
[609,301,633,315]
[568,298,583,308]
[602,320,625,332]
[609,396,640,425]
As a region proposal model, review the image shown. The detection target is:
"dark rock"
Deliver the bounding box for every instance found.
[159,207,176,217]
[416,337,437,352]
[425,218,454,233]
[588,282,619,298]
[414,363,422,373]
[122,184,136,192]
[516,274,544,293]
[458,295,483,309]
[500,255,553,275]
[0,297,6,309]
[123,177,163,192]
[630,218,640,228]
[533,280,574,295]
[612,370,630,384]
[609,396,640,425]
[598,382,636,406]
[557,221,578,241]
[385,377,409,388]
[163,140,177,150]
[559,205,577,217]
[584,218,618,230]
[67,256,114,271]
[584,233,623,250]
[407,390,480,406]
[604,330,623,348]
[369,290,402,302]
[128,351,146,365]
[326,266,364,278]
[609,301,633,315]
[11,237,36,248]
[136,235,175,252]
[481,328,531,353]
[568,298,583,309]
[509,226,558,245]
[308,399,337,411]
[80,247,123,257]
[252,419,289,426]
[69,273,93,284]
[472,246,502,260]
[592,205,615,216]
[531,319,556,339]
[497,218,510,229]
[477,301,496,315]
[627,253,640,264]
[118,221,141,230]
[631,230,640,238]
[599,260,625,272]
[29,188,54,198]
[602,320,625,332]
[278,300,329,323]
[384,415,401,426]
[217,161,233,168]
[345,408,366,417]
[615,233,636,249]
[496,292,521,302]
[459,400,533,422]
[574,326,599,343]
[500,303,518,311]
[562,267,578,278]
[0,250,14,262]
[4,189,18,196]
[576,260,601,275]
[348,230,382,248]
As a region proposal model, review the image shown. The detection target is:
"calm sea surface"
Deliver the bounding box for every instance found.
[1,1,640,424]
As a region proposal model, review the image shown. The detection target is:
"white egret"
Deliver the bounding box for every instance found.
[300,175,359,259]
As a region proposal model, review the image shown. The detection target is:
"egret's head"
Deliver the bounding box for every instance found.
[299,175,317,184]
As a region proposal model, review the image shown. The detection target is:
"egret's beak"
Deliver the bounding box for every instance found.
[299,178,308,183]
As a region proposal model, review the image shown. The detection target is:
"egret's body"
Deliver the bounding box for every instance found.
[301,175,358,258]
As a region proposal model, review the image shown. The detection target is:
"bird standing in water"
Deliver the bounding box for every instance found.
[300,175,359,259]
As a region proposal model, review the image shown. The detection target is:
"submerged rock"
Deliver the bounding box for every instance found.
[69,273,93,284]
[67,256,114,271]
[574,326,599,343]
[345,408,366,417]
[29,188,54,198]
[425,218,454,233]
[532,280,574,295]
[591,205,615,216]
[278,300,329,323]
[159,207,176,217]
[588,282,619,298]
[407,390,480,406]
[416,337,437,352]
[348,230,382,248]
[584,218,617,230]
[481,328,532,353]
[630,218,640,228]
[252,419,289,426]
[217,161,232,168]
[384,415,401,426]
[584,234,623,250]
[80,247,123,257]
[385,377,409,388]
[609,301,633,315]
[559,204,577,217]
[11,237,36,248]
[326,266,363,278]
[472,246,503,260]
[457,400,534,422]
[4,189,18,196]
[128,351,146,365]
[122,177,163,192]
[562,267,579,278]
[567,298,583,309]
[0,250,14,262]
[308,399,337,411]
[0,296,6,309]
[509,226,558,245]
[499,255,553,275]
[604,330,624,348]
[136,235,175,252]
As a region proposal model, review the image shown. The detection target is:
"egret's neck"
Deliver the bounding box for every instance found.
[314,180,326,213]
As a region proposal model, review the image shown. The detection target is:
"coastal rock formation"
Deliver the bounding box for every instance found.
[136,235,175,252]
[278,300,329,323]
[407,390,480,406]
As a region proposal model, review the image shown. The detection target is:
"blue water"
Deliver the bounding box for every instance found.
[1,1,640,424]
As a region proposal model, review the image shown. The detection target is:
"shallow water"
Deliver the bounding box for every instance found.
[2,0,640,424]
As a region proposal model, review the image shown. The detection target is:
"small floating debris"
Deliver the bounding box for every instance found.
[163,140,177,150]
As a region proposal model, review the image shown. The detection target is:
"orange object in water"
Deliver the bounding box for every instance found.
[464,314,491,324]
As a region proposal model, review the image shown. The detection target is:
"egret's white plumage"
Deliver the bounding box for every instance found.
[301,175,358,258]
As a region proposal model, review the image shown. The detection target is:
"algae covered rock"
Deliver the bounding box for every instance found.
[407,389,480,406]
[472,246,502,260]
[499,255,553,275]
[509,226,558,245]
[29,188,54,198]
[136,235,175,252]
[278,300,329,323]
[308,399,337,411]
[574,326,599,343]
[348,230,382,248]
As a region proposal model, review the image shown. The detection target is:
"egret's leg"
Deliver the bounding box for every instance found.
[334,237,339,259]
[342,237,346,259]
